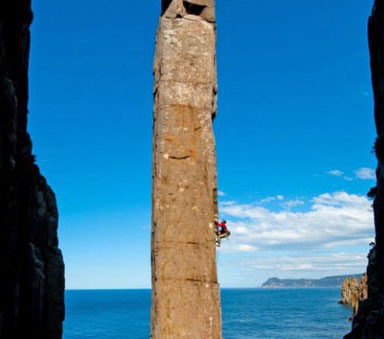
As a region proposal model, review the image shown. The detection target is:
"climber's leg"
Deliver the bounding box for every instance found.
[216,234,221,247]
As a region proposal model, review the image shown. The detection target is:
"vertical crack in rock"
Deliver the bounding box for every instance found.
[345,1,384,337]
[151,0,222,338]
[0,1,65,338]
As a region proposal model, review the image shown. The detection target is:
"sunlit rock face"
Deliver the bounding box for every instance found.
[151,0,222,338]
[345,1,384,337]
[339,275,367,319]
[0,1,65,338]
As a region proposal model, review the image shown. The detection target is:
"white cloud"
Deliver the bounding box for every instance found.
[327,170,344,177]
[217,248,370,287]
[232,252,368,274]
[260,196,276,203]
[217,192,374,285]
[282,199,304,209]
[327,170,353,181]
[355,167,375,180]
[260,195,285,204]
[237,244,258,252]
[218,191,225,197]
[312,191,367,206]
[219,192,374,252]
[220,200,236,206]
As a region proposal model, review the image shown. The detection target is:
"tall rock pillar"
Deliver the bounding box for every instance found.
[0,1,65,338]
[345,0,384,337]
[151,1,222,338]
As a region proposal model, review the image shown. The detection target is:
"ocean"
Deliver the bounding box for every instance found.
[64,288,352,338]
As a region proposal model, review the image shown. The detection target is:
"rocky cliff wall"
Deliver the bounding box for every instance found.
[340,274,367,319]
[0,1,65,338]
[345,1,384,337]
[151,0,222,338]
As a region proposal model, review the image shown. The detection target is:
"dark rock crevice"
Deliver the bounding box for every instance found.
[169,155,191,160]
[183,1,206,16]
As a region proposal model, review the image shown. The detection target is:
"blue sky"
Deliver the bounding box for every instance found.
[29,0,376,289]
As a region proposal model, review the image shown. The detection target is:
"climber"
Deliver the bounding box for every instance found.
[215,219,230,247]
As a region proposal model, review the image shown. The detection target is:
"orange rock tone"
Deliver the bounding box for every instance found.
[150,1,222,338]
[339,274,368,319]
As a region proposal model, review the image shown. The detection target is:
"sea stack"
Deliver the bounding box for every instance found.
[151,1,222,338]
[0,1,65,338]
[339,275,367,319]
[345,0,384,337]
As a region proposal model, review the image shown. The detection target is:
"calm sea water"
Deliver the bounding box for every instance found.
[64,288,352,339]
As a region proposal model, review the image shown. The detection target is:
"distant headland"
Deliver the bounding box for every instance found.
[261,274,364,289]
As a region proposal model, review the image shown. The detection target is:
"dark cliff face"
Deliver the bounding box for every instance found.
[345,1,384,338]
[0,1,65,338]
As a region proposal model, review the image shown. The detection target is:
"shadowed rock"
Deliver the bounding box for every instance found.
[0,1,65,338]
[345,1,384,337]
[151,0,222,338]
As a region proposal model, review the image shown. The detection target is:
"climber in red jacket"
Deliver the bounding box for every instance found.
[215,219,230,247]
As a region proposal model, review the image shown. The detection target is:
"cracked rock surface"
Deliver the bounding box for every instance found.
[151,0,222,338]
[0,1,65,338]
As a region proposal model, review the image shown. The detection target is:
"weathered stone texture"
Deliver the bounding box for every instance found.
[0,1,65,338]
[151,0,222,338]
[345,1,384,338]
[340,275,368,320]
